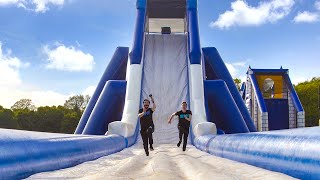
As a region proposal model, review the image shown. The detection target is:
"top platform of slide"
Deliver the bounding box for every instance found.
[137,0,197,12]
[146,0,186,18]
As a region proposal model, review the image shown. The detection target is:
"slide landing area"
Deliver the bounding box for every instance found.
[29,144,294,180]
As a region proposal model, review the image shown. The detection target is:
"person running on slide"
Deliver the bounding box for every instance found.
[138,94,156,156]
[167,102,192,151]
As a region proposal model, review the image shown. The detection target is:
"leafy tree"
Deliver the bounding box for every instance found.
[234,78,242,90]
[64,95,90,112]
[11,99,36,111]
[57,105,73,114]
[61,112,81,134]
[295,77,320,127]
[0,108,17,129]
[15,109,37,131]
[36,106,64,133]
[1,94,89,133]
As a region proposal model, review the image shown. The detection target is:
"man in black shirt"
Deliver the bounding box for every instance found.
[168,102,192,151]
[138,95,156,156]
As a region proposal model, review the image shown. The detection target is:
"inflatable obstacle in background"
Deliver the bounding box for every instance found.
[243,67,305,131]
[1,0,319,179]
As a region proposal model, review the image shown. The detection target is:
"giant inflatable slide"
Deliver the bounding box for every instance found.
[1,0,320,179]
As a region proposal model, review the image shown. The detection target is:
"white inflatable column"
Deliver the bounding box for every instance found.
[107,63,142,137]
[189,64,217,137]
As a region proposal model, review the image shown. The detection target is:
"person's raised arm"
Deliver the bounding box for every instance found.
[167,112,177,124]
[150,95,156,112]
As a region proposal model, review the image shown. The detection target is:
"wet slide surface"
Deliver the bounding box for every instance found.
[28,35,294,179]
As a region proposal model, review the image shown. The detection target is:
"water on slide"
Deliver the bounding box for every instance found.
[28,35,295,179]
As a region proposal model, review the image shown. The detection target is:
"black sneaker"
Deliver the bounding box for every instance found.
[177,141,181,147]
[146,151,149,156]
[150,145,154,151]
[183,146,186,151]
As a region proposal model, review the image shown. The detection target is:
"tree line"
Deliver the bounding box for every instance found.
[0,95,89,134]
[295,77,320,127]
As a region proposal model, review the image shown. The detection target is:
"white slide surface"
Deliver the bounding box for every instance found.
[139,34,189,144]
[28,35,295,179]
[29,144,294,179]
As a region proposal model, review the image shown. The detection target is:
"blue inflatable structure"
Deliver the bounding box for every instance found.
[1,0,319,179]
[243,67,305,131]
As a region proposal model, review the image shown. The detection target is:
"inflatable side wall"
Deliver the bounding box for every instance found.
[75,47,129,134]
[204,80,249,133]
[202,47,256,132]
[82,81,127,135]
[194,127,320,179]
[0,129,127,180]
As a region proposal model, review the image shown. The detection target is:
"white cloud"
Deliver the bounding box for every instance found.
[82,85,95,96]
[0,89,70,108]
[32,0,64,13]
[289,69,320,85]
[232,62,247,67]
[44,43,95,72]
[291,76,307,85]
[225,61,247,78]
[240,75,247,83]
[0,0,24,6]
[226,62,248,84]
[0,0,65,13]
[293,11,319,23]
[0,42,29,87]
[289,73,313,85]
[210,0,295,29]
[0,43,65,108]
[316,1,320,11]
[0,86,93,108]
[225,63,238,77]
[0,43,96,108]
[31,90,69,107]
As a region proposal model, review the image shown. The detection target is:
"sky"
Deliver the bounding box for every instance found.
[0,0,319,108]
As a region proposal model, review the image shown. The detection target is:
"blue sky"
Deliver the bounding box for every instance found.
[0,0,319,107]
